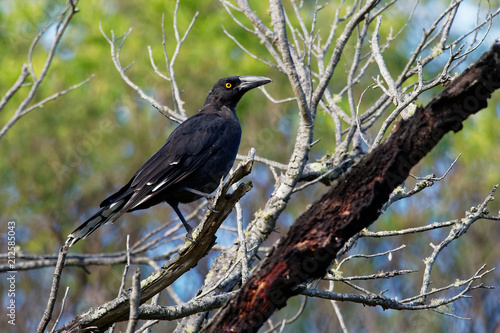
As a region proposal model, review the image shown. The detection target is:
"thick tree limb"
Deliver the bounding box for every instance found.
[203,41,500,332]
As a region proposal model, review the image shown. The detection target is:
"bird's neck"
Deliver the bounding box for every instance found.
[201,102,237,115]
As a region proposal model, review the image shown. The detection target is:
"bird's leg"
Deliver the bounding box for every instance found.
[171,203,196,243]
[181,187,219,213]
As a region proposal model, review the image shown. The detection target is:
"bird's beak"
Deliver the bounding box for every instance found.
[238,76,272,91]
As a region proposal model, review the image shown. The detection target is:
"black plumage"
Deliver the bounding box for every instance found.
[67,76,271,246]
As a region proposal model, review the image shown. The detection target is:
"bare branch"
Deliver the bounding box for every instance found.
[371,16,402,108]
[396,0,463,84]
[336,245,407,270]
[361,220,457,238]
[301,263,494,312]
[326,269,416,282]
[235,197,249,284]
[222,26,278,69]
[147,45,171,81]
[99,22,184,124]
[37,244,68,333]
[137,291,238,321]
[0,0,82,140]
[312,0,381,109]
[0,64,29,112]
[269,0,311,124]
[125,269,141,333]
[168,0,199,117]
[419,186,498,301]
[332,299,349,333]
[20,74,95,116]
[109,236,132,333]
[382,154,461,211]
[50,287,70,333]
[261,296,307,333]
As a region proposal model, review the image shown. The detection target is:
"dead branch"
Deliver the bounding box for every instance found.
[54,152,255,332]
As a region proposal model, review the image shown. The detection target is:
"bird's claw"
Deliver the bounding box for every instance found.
[182,223,197,243]
[207,200,219,214]
[186,231,197,244]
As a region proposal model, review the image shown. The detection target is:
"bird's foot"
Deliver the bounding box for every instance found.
[182,222,197,243]
[185,231,197,244]
[206,200,219,214]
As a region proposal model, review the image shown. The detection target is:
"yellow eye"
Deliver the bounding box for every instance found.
[225,82,232,89]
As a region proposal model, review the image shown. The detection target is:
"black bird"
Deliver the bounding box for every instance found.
[67,76,271,246]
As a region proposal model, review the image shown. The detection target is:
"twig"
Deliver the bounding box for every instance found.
[301,263,493,312]
[135,319,159,333]
[292,168,336,193]
[20,74,95,116]
[235,195,249,284]
[361,220,457,238]
[195,256,241,299]
[404,264,494,304]
[109,235,132,333]
[332,300,349,333]
[345,14,370,129]
[225,0,287,73]
[0,247,179,273]
[371,16,401,105]
[50,287,70,333]
[0,0,80,140]
[336,244,407,270]
[354,84,375,148]
[262,295,307,333]
[326,269,416,282]
[99,22,184,124]
[120,235,132,297]
[259,86,296,104]
[269,0,311,124]
[37,244,68,333]
[126,268,141,333]
[167,0,199,117]
[137,290,238,320]
[382,154,461,211]
[311,0,381,109]
[419,186,498,301]
[236,153,287,170]
[0,64,29,112]
[396,0,463,84]
[147,45,170,81]
[222,25,277,69]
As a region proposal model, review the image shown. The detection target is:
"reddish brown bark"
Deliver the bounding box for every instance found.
[203,41,500,332]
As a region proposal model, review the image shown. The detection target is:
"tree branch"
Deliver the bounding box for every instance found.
[0,0,81,140]
[37,244,68,333]
[55,152,255,332]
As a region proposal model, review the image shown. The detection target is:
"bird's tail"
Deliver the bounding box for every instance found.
[66,199,126,247]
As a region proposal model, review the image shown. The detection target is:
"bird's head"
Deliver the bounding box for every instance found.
[204,76,272,110]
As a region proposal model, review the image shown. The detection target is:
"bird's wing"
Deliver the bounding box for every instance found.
[101,112,228,212]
